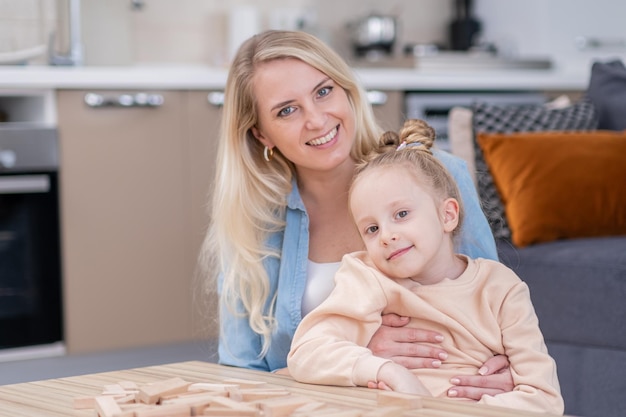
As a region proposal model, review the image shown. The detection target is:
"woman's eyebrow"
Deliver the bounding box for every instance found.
[311,77,332,94]
[269,77,333,113]
[270,99,294,112]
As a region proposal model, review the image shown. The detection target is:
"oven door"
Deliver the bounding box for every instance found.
[0,172,63,349]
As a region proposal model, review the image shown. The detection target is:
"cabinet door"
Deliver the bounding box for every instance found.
[184,90,222,340]
[57,90,193,353]
[369,90,404,131]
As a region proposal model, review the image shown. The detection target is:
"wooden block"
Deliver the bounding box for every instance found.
[290,401,327,415]
[115,394,137,404]
[73,395,98,409]
[118,381,139,390]
[189,383,239,392]
[310,410,363,417]
[161,390,227,402]
[137,377,191,404]
[221,378,268,389]
[256,395,313,417]
[209,396,258,411]
[377,392,422,409]
[161,392,223,407]
[226,387,290,402]
[104,384,128,395]
[133,403,191,417]
[362,406,407,417]
[95,395,123,417]
[203,396,260,416]
[202,408,260,417]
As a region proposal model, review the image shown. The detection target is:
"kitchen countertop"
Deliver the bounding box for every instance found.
[0,63,591,92]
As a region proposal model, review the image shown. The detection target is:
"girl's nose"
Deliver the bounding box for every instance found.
[380,228,397,245]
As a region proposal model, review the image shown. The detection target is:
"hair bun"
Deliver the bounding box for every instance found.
[398,119,435,150]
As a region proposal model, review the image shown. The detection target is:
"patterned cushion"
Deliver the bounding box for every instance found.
[472,100,598,240]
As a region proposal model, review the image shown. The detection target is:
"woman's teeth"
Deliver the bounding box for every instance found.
[307,127,337,146]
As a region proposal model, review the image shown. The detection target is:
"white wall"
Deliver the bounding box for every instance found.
[1,0,624,67]
[475,0,626,67]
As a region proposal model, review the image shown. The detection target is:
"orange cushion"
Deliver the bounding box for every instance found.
[477,130,626,247]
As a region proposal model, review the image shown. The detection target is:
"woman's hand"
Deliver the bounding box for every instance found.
[367,313,448,369]
[447,355,514,400]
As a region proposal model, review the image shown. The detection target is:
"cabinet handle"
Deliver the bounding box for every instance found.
[84,93,164,108]
[207,91,224,107]
[366,90,388,106]
[0,175,50,194]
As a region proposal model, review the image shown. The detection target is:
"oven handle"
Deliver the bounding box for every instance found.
[0,175,50,194]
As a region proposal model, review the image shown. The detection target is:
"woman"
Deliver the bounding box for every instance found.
[203,29,513,399]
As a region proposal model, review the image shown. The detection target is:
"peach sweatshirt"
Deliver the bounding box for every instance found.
[288,253,564,415]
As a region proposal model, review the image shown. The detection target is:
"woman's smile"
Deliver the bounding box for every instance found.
[307,125,339,147]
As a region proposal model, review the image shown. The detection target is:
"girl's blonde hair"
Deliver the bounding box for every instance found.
[351,119,465,237]
[201,30,383,357]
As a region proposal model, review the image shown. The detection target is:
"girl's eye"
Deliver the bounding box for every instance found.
[365,225,378,235]
[317,86,333,98]
[278,106,295,117]
[396,210,409,219]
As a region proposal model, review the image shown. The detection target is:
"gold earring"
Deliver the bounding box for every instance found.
[263,146,274,162]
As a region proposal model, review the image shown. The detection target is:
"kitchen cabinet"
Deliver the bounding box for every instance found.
[369,90,404,131]
[57,90,220,354]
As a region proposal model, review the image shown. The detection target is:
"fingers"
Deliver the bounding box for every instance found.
[479,354,511,376]
[388,356,444,370]
[369,325,444,350]
[448,370,515,397]
[380,313,410,327]
[447,386,504,401]
[367,325,447,370]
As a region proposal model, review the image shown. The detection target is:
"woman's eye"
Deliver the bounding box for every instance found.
[278,106,295,117]
[317,86,333,98]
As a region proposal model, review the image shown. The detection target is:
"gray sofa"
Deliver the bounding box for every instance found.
[446,59,626,417]
[497,237,626,417]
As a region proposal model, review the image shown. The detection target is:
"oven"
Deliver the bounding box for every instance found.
[0,125,64,360]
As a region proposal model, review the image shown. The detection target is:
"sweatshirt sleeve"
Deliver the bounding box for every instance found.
[478,270,564,415]
[287,254,392,387]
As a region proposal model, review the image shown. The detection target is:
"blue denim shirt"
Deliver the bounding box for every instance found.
[218,149,497,371]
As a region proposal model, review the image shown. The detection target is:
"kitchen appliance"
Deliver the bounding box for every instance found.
[449,0,481,51]
[348,13,397,59]
[405,91,546,150]
[0,124,64,360]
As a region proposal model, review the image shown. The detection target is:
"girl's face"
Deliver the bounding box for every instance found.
[251,58,356,174]
[350,167,460,284]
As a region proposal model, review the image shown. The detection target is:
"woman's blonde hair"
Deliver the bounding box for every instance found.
[201,30,383,357]
[351,119,464,237]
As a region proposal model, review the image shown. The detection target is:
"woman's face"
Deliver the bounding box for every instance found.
[251,58,356,173]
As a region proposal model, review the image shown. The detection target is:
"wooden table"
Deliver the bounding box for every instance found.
[0,361,560,417]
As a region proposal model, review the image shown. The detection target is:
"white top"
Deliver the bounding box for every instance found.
[302,259,341,317]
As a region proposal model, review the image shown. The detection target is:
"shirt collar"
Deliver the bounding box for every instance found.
[287,178,306,211]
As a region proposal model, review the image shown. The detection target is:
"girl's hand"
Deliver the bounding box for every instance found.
[447,355,515,400]
[367,313,448,369]
[375,362,431,396]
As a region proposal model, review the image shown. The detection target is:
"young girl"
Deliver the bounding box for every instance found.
[287,120,564,415]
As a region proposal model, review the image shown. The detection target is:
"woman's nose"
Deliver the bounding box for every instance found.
[304,106,326,130]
